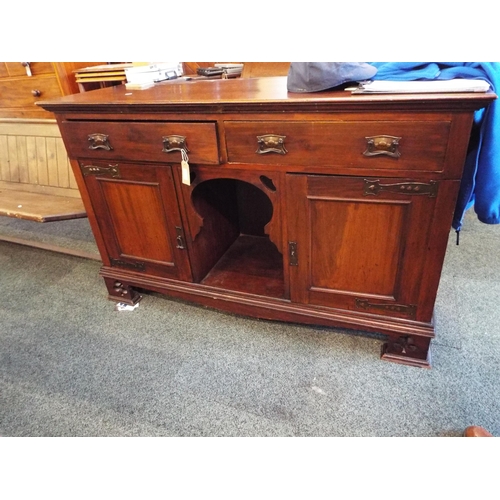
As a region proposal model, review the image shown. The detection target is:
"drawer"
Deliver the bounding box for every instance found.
[0,75,63,108]
[5,62,55,77]
[59,120,220,165]
[225,120,451,171]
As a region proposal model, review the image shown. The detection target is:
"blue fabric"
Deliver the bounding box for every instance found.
[370,62,500,230]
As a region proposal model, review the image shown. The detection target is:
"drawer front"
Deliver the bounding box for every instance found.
[5,62,55,77]
[225,120,451,171]
[59,121,220,165]
[0,63,8,78]
[0,75,63,108]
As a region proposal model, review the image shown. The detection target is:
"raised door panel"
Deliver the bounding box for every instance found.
[80,161,192,281]
[287,174,440,322]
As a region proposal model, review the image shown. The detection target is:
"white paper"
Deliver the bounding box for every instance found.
[353,79,491,94]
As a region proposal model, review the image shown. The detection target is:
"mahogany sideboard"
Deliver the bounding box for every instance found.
[38,76,496,367]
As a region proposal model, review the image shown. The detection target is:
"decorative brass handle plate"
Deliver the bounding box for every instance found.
[81,164,121,178]
[364,135,402,158]
[256,134,287,155]
[355,298,416,318]
[162,135,189,153]
[88,133,113,151]
[364,179,438,197]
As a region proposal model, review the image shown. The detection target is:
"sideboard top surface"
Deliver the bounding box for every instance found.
[38,76,496,115]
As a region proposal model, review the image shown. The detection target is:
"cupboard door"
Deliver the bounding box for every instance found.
[287,174,443,322]
[80,161,192,281]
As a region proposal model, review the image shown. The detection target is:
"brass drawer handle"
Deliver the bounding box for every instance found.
[364,135,401,158]
[256,134,287,155]
[162,135,189,153]
[88,133,113,151]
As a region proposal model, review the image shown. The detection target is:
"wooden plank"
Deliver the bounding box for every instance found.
[0,120,61,137]
[0,179,81,198]
[8,135,20,182]
[68,156,78,189]
[0,189,86,222]
[0,135,9,181]
[17,135,29,183]
[56,138,70,188]
[26,136,38,184]
[36,136,49,186]
[47,137,58,186]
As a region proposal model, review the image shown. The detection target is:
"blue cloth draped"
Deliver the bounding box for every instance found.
[370,62,500,230]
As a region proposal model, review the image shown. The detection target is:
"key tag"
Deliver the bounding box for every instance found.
[181,149,191,186]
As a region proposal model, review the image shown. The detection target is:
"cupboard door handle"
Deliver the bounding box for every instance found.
[162,135,189,153]
[363,135,401,158]
[31,89,41,97]
[88,133,113,151]
[256,134,287,155]
[175,226,186,249]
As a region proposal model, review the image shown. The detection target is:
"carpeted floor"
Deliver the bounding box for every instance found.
[0,216,100,260]
[0,210,499,436]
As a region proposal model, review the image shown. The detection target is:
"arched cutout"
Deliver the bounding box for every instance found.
[260,175,277,192]
[191,178,274,237]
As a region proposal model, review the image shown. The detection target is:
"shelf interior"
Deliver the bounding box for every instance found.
[201,234,284,298]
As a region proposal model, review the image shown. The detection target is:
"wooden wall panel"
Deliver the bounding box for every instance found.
[0,120,78,197]
[0,134,8,180]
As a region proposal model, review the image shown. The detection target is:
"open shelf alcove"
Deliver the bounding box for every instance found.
[181,170,285,299]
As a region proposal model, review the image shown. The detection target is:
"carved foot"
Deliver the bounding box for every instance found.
[381,334,432,368]
[103,277,142,305]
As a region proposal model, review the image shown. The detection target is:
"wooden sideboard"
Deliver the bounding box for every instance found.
[0,62,104,222]
[38,76,496,367]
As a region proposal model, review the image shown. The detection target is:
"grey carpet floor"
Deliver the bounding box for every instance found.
[0,216,100,260]
[1,210,499,436]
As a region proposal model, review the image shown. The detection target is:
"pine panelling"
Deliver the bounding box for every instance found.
[7,135,20,182]
[26,135,38,184]
[17,136,29,183]
[47,137,58,186]
[0,119,78,197]
[56,138,70,188]
[0,134,8,180]
[35,136,49,186]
